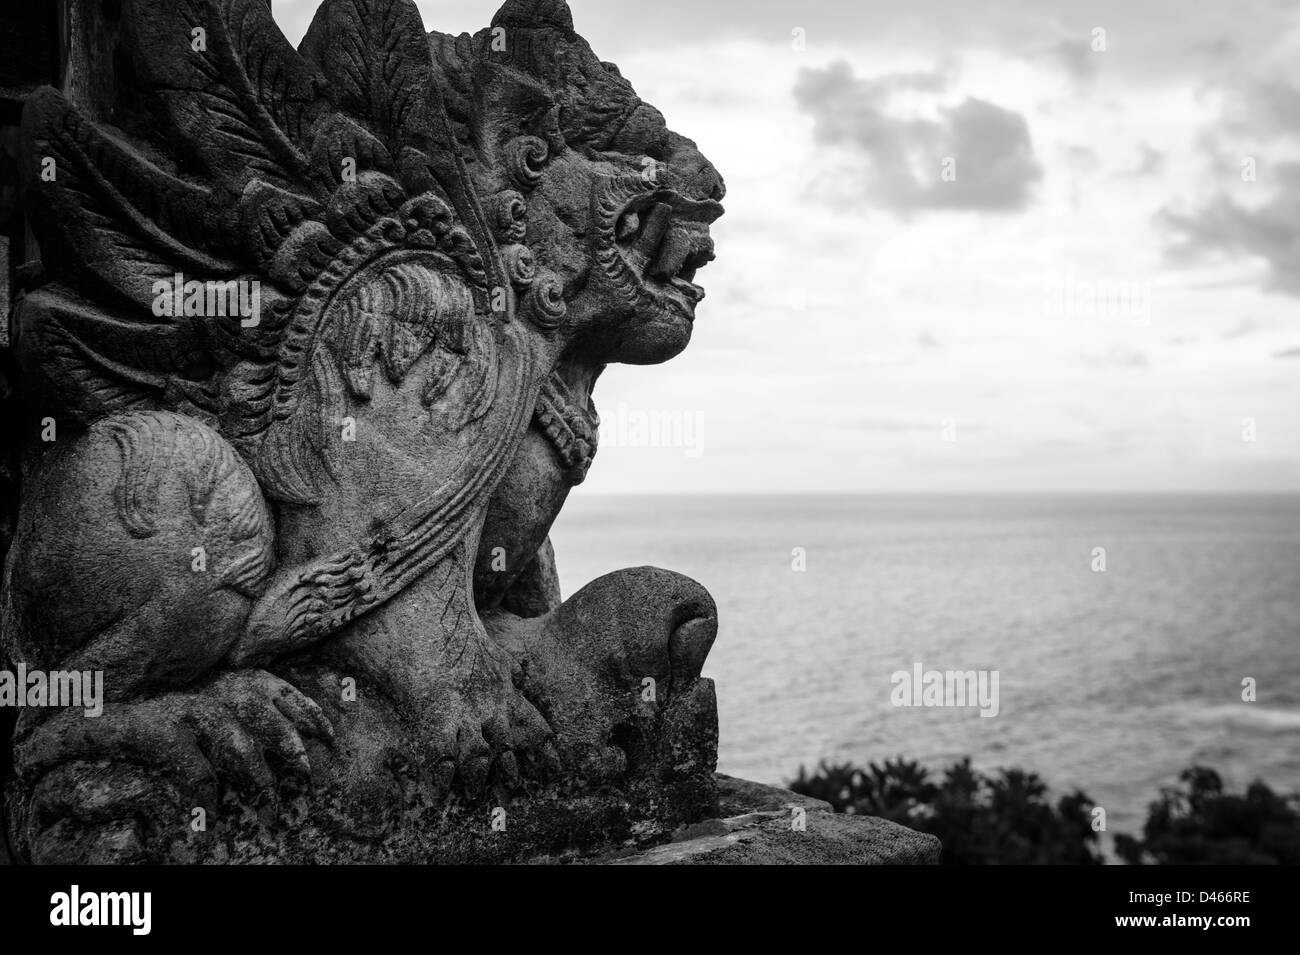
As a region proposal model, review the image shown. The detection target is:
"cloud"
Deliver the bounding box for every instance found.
[1064,145,1101,175]
[1126,142,1166,178]
[1077,345,1151,370]
[1158,161,1300,297]
[793,61,1043,213]
[1224,78,1300,136]
[841,415,984,435]
[1049,38,1098,83]
[1222,318,1259,340]
[1155,66,1300,297]
[263,0,1300,493]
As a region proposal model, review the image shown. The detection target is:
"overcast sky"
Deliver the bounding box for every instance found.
[273,0,1300,493]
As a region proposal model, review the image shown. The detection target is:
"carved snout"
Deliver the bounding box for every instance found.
[661,132,727,205]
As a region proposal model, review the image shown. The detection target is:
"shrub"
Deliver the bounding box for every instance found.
[1114,765,1300,865]
[790,756,1102,865]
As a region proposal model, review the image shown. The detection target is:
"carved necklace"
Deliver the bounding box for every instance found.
[534,372,600,485]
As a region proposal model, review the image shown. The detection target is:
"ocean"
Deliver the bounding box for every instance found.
[549,493,1300,846]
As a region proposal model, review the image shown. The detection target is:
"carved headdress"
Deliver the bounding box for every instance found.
[18,0,565,504]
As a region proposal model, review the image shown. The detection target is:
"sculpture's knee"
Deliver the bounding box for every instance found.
[3,411,274,689]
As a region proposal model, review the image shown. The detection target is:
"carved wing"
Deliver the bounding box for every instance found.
[19,0,504,484]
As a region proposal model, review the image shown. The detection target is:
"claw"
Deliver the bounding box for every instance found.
[508,695,553,752]
[460,755,491,799]
[540,739,563,779]
[492,750,521,791]
[270,683,335,746]
[482,714,513,752]
[432,758,457,801]
[191,712,275,798]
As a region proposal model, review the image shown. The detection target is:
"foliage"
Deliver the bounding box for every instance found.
[1114,765,1300,865]
[789,757,1102,865]
[792,758,1300,865]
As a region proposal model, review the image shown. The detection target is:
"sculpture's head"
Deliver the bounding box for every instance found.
[436,0,726,365]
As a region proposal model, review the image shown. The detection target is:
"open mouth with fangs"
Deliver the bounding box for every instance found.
[597,188,722,319]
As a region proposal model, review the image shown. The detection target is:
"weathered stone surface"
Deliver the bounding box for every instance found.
[588,775,941,865]
[715,773,833,814]
[1,0,725,864]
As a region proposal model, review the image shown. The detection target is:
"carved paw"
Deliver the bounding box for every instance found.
[11,669,333,862]
[417,628,557,801]
[487,567,718,787]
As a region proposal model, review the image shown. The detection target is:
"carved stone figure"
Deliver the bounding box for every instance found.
[1,0,725,863]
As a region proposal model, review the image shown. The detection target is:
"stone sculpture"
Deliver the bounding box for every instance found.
[0,0,726,863]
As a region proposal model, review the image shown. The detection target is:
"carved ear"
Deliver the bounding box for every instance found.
[491,0,574,32]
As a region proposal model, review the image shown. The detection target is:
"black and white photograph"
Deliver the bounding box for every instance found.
[0,0,1295,934]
